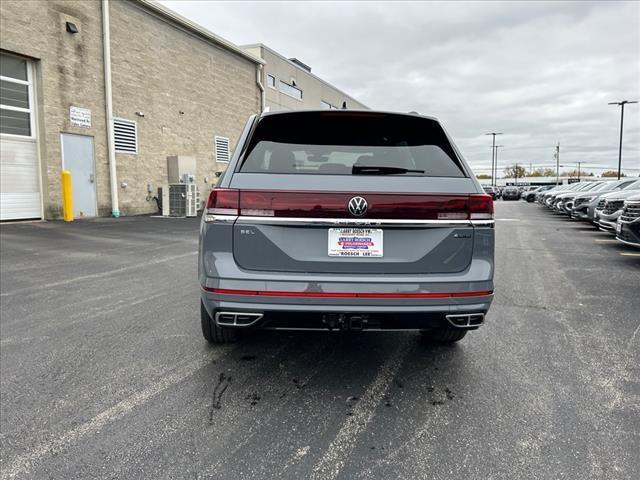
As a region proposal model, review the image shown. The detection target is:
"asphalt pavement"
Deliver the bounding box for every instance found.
[1,201,638,480]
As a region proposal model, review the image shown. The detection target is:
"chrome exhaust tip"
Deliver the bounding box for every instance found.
[215,311,263,327]
[446,313,485,328]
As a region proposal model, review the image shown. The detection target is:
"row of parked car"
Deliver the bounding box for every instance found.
[482,185,531,200]
[532,179,640,247]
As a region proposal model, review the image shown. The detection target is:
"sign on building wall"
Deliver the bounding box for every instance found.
[70,106,91,128]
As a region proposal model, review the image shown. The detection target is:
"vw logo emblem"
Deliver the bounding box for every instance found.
[348,196,368,216]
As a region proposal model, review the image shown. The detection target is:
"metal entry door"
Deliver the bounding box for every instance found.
[61,133,96,217]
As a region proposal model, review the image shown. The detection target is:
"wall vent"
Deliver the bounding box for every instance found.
[215,136,230,163]
[114,118,137,154]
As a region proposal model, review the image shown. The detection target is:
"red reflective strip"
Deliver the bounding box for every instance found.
[202,287,493,298]
[239,191,470,219]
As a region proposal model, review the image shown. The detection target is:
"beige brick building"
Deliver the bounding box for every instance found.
[0,0,263,220]
[243,44,368,112]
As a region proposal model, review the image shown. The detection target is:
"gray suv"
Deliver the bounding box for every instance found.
[199,110,494,344]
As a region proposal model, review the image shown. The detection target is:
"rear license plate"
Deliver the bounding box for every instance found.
[328,228,383,257]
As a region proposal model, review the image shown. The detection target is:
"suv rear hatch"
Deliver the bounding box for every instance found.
[211,111,491,275]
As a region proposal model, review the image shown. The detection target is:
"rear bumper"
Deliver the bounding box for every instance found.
[201,284,493,330]
[212,310,487,331]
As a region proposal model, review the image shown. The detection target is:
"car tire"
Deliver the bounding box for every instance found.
[421,328,467,344]
[201,301,237,344]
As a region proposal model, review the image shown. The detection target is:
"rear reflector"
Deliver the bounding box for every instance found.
[204,189,493,221]
[203,287,493,299]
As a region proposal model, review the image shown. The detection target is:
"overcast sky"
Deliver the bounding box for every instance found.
[161,0,639,176]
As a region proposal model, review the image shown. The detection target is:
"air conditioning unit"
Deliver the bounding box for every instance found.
[161,182,199,217]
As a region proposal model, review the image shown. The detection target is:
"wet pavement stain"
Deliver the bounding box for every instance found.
[209,372,232,423]
[428,386,456,406]
[345,396,359,416]
[293,378,307,389]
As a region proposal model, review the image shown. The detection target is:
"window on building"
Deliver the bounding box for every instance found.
[215,136,230,163]
[113,118,138,154]
[267,74,276,89]
[0,53,34,137]
[279,80,303,100]
[320,100,333,109]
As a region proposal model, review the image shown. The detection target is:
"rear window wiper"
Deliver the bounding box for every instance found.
[352,165,425,175]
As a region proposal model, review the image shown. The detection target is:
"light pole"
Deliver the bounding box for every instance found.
[554,143,560,185]
[485,132,503,186]
[494,145,504,185]
[608,100,638,179]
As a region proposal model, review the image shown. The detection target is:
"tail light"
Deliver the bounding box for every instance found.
[205,188,239,218]
[468,194,494,220]
[238,192,472,219]
[205,190,494,221]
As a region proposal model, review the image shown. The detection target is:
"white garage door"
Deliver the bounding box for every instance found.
[1,53,41,221]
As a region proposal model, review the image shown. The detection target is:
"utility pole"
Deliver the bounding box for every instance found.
[577,161,582,181]
[555,143,560,185]
[485,132,503,186]
[515,163,519,185]
[608,100,638,179]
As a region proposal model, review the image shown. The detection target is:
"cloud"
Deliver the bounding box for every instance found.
[161,0,640,176]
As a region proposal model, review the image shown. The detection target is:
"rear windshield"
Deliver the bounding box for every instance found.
[238,112,467,177]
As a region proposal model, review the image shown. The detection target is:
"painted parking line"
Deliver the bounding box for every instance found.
[0,251,197,298]
[594,239,619,243]
[310,338,412,480]
[619,252,640,257]
[0,348,232,480]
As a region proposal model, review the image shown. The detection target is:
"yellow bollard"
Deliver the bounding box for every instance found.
[61,170,74,222]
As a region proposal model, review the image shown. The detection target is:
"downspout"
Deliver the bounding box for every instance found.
[256,64,265,112]
[102,0,120,217]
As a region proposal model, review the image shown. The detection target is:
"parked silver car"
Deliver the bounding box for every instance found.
[571,179,639,222]
[554,182,603,214]
[616,194,640,247]
[502,186,520,200]
[540,182,584,207]
[199,110,494,344]
[549,182,597,209]
[595,186,640,231]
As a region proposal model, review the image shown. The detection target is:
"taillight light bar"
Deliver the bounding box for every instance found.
[203,286,493,299]
[204,190,493,221]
